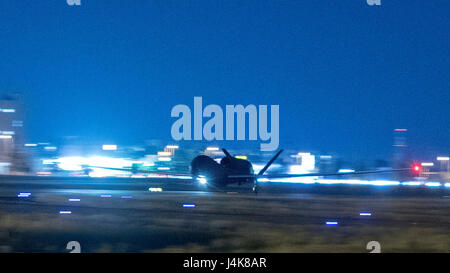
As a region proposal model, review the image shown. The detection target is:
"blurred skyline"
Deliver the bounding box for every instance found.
[0,0,448,160]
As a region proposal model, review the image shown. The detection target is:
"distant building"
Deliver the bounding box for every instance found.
[0,93,28,174]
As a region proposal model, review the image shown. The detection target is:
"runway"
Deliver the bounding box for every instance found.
[0,176,449,252]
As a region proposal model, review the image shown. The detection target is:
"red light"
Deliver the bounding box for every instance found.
[411,164,421,175]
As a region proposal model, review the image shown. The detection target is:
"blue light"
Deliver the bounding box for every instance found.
[18,192,31,197]
[326,221,338,225]
[360,212,372,217]
[59,211,72,214]
[402,181,422,186]
[183,204,196,208]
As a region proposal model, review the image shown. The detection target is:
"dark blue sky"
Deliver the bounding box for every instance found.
[0,0,448,160]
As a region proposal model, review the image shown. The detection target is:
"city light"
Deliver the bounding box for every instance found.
[157,151,172,157]
[102,144,117,151]
[24,143,38,147]
[165,145,179,149]
[411,163,421,174]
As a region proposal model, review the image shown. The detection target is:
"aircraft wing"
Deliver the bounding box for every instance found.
[228,168,411,179]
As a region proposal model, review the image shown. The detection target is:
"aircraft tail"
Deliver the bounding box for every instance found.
[258,149,284,176]
[222,148,232,157]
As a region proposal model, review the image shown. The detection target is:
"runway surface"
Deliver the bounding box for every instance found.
[0,176,449,252]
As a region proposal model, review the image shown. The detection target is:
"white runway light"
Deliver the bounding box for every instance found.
[425,182,441,187]
[18,192,31,197]
[360,212,372,217]
[183,204,196,208]
[326,221,338,225]
[68,198,80,202]
[59,211,72,214]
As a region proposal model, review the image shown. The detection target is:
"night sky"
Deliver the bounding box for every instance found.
[0,0,448,160]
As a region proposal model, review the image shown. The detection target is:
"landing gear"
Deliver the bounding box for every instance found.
[252,178,258,195]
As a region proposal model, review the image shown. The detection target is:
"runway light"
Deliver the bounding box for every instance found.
[149,187,163,192]
[425,182,441,187]
[100,194,112,198]
[437,157,449,161]
[121,195,133,199]
[402,181,422,186]
[235,155,247,160]
[18,193,31,197]
[360,212,372,217]
[326,221,338,225]
[206,147,219,151]
[445,183,450,188]
[421,162,434,167]
[68,199,80,202]
[183,204,196,208]
[338,169,355,173]
[59,211,72,214]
